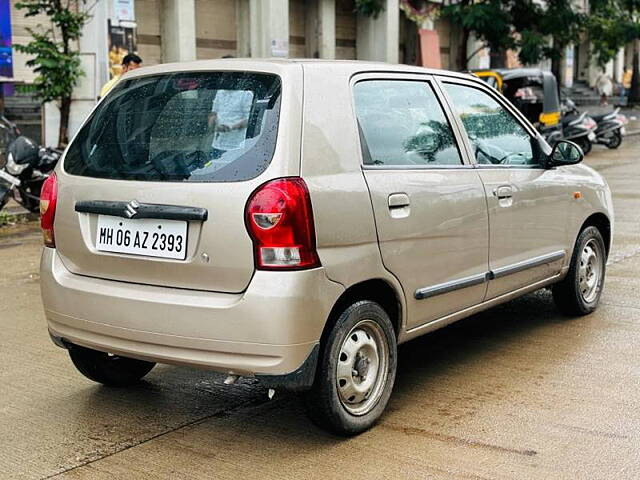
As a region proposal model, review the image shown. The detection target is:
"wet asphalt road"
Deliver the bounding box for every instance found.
[1,140,639,479]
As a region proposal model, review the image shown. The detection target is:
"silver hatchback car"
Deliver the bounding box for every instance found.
[40,59,613,435]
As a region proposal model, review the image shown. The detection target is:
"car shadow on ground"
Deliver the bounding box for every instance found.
[70,288,588,455]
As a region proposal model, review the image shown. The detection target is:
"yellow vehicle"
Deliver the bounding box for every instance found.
[474,68,562,131]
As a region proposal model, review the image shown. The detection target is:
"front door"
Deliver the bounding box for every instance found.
[354,76,489,329]
[441,80,571,300]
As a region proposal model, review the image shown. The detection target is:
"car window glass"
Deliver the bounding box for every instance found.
[444,83,539,166]
[354,80,462,166]
[65,72,281,182]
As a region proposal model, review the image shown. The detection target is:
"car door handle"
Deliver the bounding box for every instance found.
[388,193,410,208]
[493,186,513,199]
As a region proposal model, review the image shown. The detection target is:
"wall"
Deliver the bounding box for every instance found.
[135,0,162,66]
[196,0,236,59]
[9,0,50,83]
[288,0,306,58]
[435,17,450,70]
[336,0,356,60]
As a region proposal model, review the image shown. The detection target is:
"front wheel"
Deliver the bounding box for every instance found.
[575,136,592,155]
[304,301,397,436]
[15,181,43,213]
[552,226,606,316]
[68,344,156,387]
[606,129,622,149]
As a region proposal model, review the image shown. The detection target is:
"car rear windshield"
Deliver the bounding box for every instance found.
[65,72,282,182]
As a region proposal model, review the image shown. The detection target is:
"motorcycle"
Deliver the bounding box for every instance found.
[590,108,627,149]
[0,114,21,165]
[561,99,597,155]
[0,124,61,213]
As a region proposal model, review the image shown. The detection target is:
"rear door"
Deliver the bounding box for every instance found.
[55,67,301,293]
[440,79,571,299]
[354,74,490,330]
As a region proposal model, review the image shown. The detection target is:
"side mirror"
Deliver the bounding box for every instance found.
[549,140,583,167]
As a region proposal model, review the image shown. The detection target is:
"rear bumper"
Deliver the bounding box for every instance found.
[41,248,343,385]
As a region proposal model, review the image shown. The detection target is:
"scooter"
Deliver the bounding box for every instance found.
[591,108,627,149]
[0,130,61,213]
[561,99,597,155]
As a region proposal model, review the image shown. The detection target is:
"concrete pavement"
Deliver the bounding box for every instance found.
[1,139,639,479]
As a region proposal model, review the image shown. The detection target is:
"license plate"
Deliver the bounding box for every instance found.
[96,215,188,260]
[588,132,596,141]
[0,169,20,186]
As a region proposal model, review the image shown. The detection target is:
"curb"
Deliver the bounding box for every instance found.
[626,129,640,136]
[0,203,38,227]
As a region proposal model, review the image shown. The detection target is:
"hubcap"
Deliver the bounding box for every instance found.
[336,319,389,416]
[578,239,602,303]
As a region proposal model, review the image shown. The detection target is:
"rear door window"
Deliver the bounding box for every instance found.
[353,80,462,167]
[65,72,281,182]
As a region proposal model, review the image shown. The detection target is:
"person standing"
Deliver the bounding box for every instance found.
[620,67,632,105]
[99,53,143,99]
[595,71,613,106]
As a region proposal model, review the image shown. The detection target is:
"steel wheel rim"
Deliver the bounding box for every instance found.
[336,319,389,416]
[578,239,602,303]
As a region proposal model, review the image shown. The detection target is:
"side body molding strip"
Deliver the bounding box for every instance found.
[414,250,566,300]
[415,272,490,300]
[490,251,566,279]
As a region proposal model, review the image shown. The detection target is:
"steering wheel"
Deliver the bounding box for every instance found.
[499,152,528,165]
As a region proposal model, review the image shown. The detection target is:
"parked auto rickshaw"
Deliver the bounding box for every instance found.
[473,68,562,143]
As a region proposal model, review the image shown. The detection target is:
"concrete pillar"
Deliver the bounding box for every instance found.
[614,47,625,83]
[318,0,336,59]
[79,0,109,98]
[161,0,196,63]
[466,34,489,70]
[357,0,399,63]
[560,45,575,88]
[237,0,251,57]
[249,0,289,58]
[305,0,335,59]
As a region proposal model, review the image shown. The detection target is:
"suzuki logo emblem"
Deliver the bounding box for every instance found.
[125,200,140,218]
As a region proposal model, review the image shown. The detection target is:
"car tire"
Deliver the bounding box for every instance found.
[68,344,156,387]
[553,226,606,316]
[304,300,397,436]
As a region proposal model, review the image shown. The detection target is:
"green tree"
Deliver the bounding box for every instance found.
[14,0,91,147]
[440,0,515,69]
[512,0,585,81]
[590,0,640,104]
[440,0,584,75]
[355,0,385,18]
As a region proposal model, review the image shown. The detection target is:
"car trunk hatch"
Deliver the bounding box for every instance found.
[53,69,295,293]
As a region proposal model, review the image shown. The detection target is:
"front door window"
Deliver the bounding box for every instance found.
[443,83,541,167]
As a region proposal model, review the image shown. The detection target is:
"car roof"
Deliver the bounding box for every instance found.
[122,58,477,82]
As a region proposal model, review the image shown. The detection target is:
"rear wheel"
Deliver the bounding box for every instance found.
[553,226,606,316]
[68,344,155,387]
[304,301,397,436]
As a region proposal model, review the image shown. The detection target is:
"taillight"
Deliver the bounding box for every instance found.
[40,173,58,247]
[245,177,320,270]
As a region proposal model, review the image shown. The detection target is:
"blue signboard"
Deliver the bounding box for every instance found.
[0,0,14,79]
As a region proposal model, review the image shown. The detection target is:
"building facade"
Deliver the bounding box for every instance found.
[3,0,636,145]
